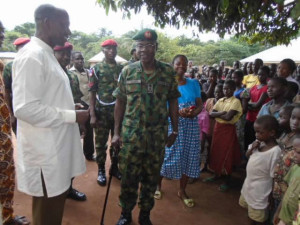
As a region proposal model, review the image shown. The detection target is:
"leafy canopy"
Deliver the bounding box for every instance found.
[96,0,300,45]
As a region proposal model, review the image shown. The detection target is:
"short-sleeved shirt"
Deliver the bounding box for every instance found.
[66,70,83,103]
[279,165,300,224]
[113,60,181,133]
[213,96,243,124]
[241,145,281,209]
[258,100,290,119]
[246,84,270,122]
[2,61,13,90]
[178,78,201,105]
[242,74,260,89]
[89,60,123,104]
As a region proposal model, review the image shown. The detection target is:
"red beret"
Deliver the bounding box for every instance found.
[13,37,30,46]
[53,42,73,51]
[101,39,118,47]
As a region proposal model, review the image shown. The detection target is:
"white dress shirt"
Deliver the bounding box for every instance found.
[12,37,86,197]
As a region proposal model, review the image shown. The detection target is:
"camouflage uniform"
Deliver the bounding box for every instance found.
[113,60,180,211]
[89,60,123,168]
[66,70,83,103]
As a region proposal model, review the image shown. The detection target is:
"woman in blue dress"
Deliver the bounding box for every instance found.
[155,55,203,207]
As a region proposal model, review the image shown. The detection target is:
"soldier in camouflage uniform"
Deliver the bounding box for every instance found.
[2,37,30,134]
[112,29,180,225]
[54,42,87,202]
[89,39,123,186]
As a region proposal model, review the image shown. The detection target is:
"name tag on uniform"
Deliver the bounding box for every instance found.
[147,84,153,93]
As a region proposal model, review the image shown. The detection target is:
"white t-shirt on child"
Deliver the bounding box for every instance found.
[241,145,281,209]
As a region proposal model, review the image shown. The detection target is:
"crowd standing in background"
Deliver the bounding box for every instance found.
[0,3,300,225]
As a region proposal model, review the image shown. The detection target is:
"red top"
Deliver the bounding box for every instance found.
[246,85,270,122]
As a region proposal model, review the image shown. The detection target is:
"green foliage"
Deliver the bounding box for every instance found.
[96,0,300,45]
[1,23,269,67]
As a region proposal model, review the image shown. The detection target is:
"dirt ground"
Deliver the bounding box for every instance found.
[12,157,250,225]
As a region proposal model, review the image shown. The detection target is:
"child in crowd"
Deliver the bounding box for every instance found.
[198,92,210,172]
[232,69,246,154]
[278,106,295,137]
[240,115,281,225]
[243,66,270,151]
[273,105,300,217]
[258,77,290,119]
[203,69,218,98]
[285,81,299,103]
[203,84,224,171]
[205,80,242,191]
[274,138,300,225]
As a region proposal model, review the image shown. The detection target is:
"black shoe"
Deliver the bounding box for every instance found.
[97,169,106,186]
[86,155,96,161]
[138,210,152,225]
[111,166,122,180]
[67,188,87,201]
[116,212,132,225]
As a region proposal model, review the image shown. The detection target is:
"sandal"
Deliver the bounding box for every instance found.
[177,192,195,208]
[203,176,217,183]
[5,216,30,225]
[219,184,230,192]
[154,190,162,200]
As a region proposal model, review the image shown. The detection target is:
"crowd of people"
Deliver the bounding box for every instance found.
[0,3,300,225]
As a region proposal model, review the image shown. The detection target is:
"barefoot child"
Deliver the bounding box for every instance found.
[240,115,281,225]
[206,80,243,191]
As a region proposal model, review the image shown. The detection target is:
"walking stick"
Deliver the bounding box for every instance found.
[100,146,120,225]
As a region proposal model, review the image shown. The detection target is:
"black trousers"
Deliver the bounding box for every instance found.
[83,118,94,159]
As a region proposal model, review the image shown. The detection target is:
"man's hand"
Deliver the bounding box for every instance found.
[166,132,177,147]
[111,134,122,148]
[76,109,89,125]
[90,115,98,128]
[75,103,85,110]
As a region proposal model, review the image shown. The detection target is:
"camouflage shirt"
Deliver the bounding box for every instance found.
[66,70,83,103]
[113,60,181,131]
[2,61,12,90]
[89,60,123,104]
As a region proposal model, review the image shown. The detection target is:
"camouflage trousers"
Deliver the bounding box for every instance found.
[0,138,15,223]
[119,126,166,212]
[94,104,115,168]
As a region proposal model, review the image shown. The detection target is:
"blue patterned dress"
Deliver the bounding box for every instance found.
[161,78,201,179]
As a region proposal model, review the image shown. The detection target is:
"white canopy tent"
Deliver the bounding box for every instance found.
[0,52,16,64]
[240,38,300,64]
[88,52,127,67]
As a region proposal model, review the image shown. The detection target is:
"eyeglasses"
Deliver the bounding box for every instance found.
[136,44,156,49]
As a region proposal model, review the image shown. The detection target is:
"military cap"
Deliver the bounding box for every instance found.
[132,28,157,41]
[53,42,73,51]
[13,37,30,46]
[101,39,118,47]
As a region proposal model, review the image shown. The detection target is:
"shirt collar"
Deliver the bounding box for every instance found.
[31,36,54,54]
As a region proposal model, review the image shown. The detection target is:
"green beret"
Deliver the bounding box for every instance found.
[132,28,157,41]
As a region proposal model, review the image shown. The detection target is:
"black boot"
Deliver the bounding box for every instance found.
[97,167,106,186]
[67,187,87,201]
[111,164,122,180]
[116,212,132,225]
[138,210,152,225]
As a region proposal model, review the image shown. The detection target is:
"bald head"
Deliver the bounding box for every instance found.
[34,4,71,48]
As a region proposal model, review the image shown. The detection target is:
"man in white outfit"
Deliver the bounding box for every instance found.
[12,4,89,225]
